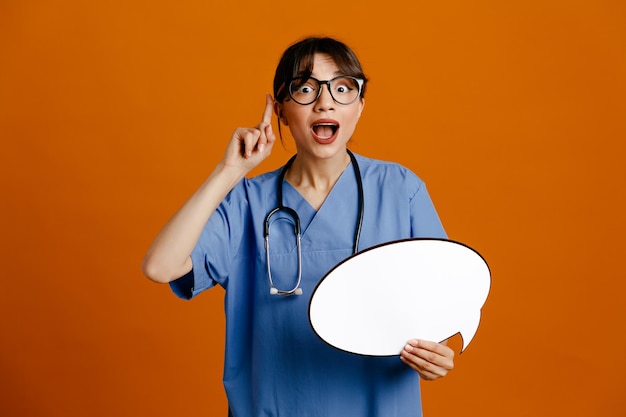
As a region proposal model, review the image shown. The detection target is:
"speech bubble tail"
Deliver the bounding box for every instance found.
[458,310,482,354]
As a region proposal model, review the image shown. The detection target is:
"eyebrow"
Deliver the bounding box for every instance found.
[296,71,344,79]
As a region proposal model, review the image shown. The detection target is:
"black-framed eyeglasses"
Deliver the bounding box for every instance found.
[287,76,364,105]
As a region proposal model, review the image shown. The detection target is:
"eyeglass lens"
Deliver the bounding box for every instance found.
[289,76,362,105]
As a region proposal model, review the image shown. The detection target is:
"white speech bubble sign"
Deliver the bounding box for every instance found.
[308,238,490,356]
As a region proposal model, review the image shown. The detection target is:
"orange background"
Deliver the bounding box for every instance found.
[1,0,625,416]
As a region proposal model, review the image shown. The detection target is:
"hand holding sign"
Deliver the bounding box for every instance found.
[308,238,490,356]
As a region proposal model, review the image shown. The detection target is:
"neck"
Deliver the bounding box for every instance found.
[284,150,351,211]
[286,150,351,191]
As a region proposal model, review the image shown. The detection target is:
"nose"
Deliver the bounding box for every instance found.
[315,83,335,112]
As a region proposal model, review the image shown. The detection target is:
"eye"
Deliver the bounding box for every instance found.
[291,78,317,95]
[336,85,351,94]
[333,78,356,95]
[297,85,314,94]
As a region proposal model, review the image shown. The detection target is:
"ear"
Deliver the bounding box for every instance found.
[274,101,288,126]
[357,97,365,119]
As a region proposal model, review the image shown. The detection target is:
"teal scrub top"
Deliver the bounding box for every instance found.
[170,153,446,417]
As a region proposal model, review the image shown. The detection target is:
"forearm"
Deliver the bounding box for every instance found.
[143,94,276,284]
[142,162,246,283]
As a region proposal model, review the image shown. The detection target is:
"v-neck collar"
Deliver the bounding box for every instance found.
[280,160,359,245]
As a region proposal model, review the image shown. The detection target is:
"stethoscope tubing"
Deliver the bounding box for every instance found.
[264,150,364,296]
[264,206,303,296]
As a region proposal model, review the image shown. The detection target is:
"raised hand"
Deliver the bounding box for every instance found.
[221,94,277,173]
[142,94,278,284]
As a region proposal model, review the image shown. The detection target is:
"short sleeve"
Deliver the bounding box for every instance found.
[409,179,447,239]
[168,180,249,300]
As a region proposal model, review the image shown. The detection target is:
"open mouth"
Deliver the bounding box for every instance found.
[311,121,339,140]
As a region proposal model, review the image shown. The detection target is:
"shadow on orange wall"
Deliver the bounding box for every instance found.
[1,1,625,416]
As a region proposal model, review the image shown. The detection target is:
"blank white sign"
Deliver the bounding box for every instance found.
[308,238,491,356]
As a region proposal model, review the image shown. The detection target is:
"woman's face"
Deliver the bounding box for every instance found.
[275,53,365,161]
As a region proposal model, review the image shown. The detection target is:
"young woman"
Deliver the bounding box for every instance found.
[143,37,454,417]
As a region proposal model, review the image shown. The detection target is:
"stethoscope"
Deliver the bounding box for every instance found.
[264,150,364,296]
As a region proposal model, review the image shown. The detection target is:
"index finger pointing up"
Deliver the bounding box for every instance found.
[261,94,274,125]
